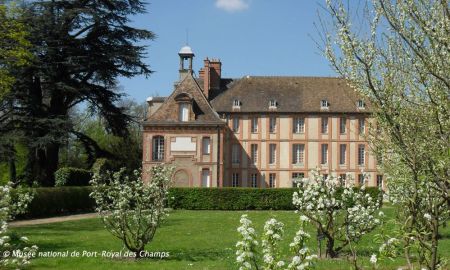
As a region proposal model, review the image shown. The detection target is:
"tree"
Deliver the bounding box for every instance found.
[90,165,174,259]
[0,2,32,184]
[292,170,382,264]
[1,0,154,186]
[0,183,37,268]
[235,214,316,270]
[322,1,449,269]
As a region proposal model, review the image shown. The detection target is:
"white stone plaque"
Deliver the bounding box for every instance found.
[171,137,196,152]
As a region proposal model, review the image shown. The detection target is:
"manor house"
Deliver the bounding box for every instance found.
[142,46,383,188]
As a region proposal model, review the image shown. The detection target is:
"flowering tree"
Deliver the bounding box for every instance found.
[90,165,174,259]
[292,170,382,262]
[0,184,37,269]
[236,214,316,270]
[322,1,449,269]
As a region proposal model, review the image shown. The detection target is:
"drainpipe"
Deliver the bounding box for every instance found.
[216,125,221,187]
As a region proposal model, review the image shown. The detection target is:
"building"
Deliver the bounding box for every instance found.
[142,46,384,188]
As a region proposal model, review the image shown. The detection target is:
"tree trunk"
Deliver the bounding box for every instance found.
[8,156,16,184]
[325,236,337,258]
[27,142,60,186]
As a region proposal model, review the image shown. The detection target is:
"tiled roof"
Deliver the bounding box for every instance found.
[144,74,225,126]
[210,76,370,113]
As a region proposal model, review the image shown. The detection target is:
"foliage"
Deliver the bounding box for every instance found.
[15,186,95,219]
[236,214,316,270]
[90,165,174,258]
[323,1,449,269]
[293,169,383,264]
[0,0,154,186]
[0,2,31,97]
[0,183,37,268]
[168,186,381,210]
[54,167,92,187]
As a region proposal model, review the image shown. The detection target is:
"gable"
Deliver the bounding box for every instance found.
[145,74,224,125]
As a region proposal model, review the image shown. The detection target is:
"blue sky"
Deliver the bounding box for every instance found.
[118,0,336,102]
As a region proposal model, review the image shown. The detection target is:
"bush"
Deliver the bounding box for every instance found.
[91,158,116,175]
[168,187,382,210]
[54,167,92,186]
[15,186,95,219]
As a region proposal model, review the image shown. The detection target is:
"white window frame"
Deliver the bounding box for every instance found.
[269,144,276,164]
[251,117,258,133]
[179,103,189,122]
[293,117,305,133]
[269,100,277,109]
[152,136,164,161]
[358,144,365,165]
[340,117,346,134]
[321,144,328,165]
[232,173,239,187]
[233,99,240,108]
[321,117,328,134]
[232,117,240,132]
[358,174,365,186]
[321,99,329,109]
[292,144,305,164]
[202,137,211,155]
[359,118,365,135]
[251,144,258,164]
[339,144,346,165]
[251,173,258,188]
[269,117,277,133]
[292,172,305,187]
[357,100,365,109]
[269,173,276,188]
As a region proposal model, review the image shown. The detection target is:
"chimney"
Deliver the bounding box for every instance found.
[199,58,221,99]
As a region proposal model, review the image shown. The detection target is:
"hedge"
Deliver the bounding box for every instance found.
[168,187,382,210]
[13,186,382,219]
[54,167,92,187]
[16,186,95,219]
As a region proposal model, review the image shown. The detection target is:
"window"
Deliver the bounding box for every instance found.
[339,174,346,186]
[232,144,240,163]
[232,173,239,187]
[358,144,365,165]
[339,144,346,165]
[321,117,328,134]
[251,144,258,164]
[269,117,277,133]
[359,118,365,135]
[292,172,305,187]
[233,99,240,108]
[269,173,276,188]
[357,100,365,109]
[321,99,329,109]
[358,174,365,186]
[202,137,210,155]
[269,144,276,164]
[377,175,383,188]
[201,169,210,187]
[250,173,258,188]
[292,144,305,164]
[293,117,305,133]
[321,144,328,165]
[269,100,278,108]
[179,103,189,122]
[232,117,239,132]
[152,136,164,161]
[340,117,347,134]
[323,174,328,180]
[251,117,258,133]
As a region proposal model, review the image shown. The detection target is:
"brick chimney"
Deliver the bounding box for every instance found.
[199,58,221,99]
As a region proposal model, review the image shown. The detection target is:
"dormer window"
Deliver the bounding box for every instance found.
[321,99,329,109]
[357,100,366,109]
[233,99,241,108]
[179,103,189,122]
[269,100,278,109]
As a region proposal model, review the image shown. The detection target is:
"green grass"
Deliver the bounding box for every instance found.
[10,207,450,270]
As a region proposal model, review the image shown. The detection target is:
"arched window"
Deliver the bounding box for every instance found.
[152,136,164,161]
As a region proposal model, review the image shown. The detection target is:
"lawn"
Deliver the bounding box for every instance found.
[11,207,450,270]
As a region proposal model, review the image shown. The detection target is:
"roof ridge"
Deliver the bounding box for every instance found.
[241,75,343,79]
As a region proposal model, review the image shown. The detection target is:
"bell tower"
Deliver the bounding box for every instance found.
[178,45,194,81]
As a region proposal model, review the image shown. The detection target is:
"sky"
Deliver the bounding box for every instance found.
[118,0,336,102]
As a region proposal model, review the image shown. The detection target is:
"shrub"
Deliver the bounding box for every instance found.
[16,186,95,219]
[54,167,92,186]
[91,158,116,175]
[168,187,381,210]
